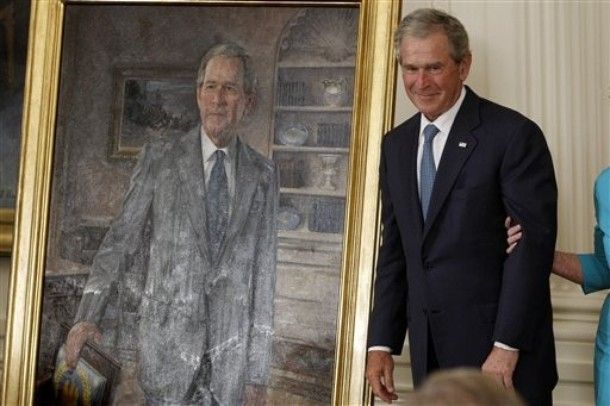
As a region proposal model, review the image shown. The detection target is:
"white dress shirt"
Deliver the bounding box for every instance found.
[370,87,517,354]
[416,87,466,193]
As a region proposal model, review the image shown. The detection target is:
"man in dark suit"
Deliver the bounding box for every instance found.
[366,9,557,405]
[63,43,278,405]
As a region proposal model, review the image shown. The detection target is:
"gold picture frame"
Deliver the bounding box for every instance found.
[0,209,14,254]
[2,0,399,404]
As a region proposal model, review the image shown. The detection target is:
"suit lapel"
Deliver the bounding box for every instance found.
[175,127,212,266]
[216,137,261,262]
[423,89,480,238]
[400,119,425,235]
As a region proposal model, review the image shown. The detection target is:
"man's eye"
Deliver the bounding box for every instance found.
[224,86,236,92]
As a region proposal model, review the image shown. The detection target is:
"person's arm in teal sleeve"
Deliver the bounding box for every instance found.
[594,168,610,267]
[507,168,610,293]
[580,226,610,294]
[580,167,610,294]
[548,244,608,295]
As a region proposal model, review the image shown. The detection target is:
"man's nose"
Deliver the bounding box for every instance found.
[211,88,227,105]
[415,70,430,87]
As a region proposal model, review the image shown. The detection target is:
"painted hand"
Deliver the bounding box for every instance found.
[65,321,102,369]
[366,350,398,403]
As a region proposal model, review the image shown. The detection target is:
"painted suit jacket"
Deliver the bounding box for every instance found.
[74,127,279,404]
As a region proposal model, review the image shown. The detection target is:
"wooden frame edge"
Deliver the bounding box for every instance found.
[332,0,400,404]
[2,0,64,403]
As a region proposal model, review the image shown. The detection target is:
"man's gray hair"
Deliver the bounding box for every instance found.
[394,8,470,64]
[196,42,257,95]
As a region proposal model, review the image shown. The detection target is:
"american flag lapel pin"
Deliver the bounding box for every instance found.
[458,142,467,148]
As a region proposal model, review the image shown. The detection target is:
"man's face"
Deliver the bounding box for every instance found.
[197,56,253,147]
[399,31,471,121]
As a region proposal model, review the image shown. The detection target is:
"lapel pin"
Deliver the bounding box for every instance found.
[458,142,467,148]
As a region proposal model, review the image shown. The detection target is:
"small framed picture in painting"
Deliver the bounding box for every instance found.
[49,323,121,405]
[109,68,199,158]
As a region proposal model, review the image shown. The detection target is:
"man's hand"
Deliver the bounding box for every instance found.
[65,321,102,369]
[244,384,267,406]
[505,216,522,254]
[481,346,519,389]
[366,350,398,404]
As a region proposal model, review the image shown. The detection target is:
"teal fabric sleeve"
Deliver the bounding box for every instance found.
[581,168,610,294]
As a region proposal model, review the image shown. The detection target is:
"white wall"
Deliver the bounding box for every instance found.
[392,1,610,405]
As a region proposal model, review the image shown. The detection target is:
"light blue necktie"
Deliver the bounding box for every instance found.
[207,150,229,259]
[420,124,440,219]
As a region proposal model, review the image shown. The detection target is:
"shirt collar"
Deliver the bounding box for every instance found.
[200,127,237,163]
[420,86,467,135]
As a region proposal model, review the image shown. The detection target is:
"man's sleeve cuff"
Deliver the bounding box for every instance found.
[368,346,392,352]
[494,341,518,351]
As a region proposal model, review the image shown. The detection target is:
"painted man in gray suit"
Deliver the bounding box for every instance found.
[64,43,278,405]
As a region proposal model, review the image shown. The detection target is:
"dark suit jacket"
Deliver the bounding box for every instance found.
[368,87,558,400]
[75,128,278,404]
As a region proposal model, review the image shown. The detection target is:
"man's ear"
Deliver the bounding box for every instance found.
[196,85,204,110]
[459,53,472,81]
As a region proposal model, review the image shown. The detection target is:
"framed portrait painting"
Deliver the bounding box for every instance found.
[2,0,399,404]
